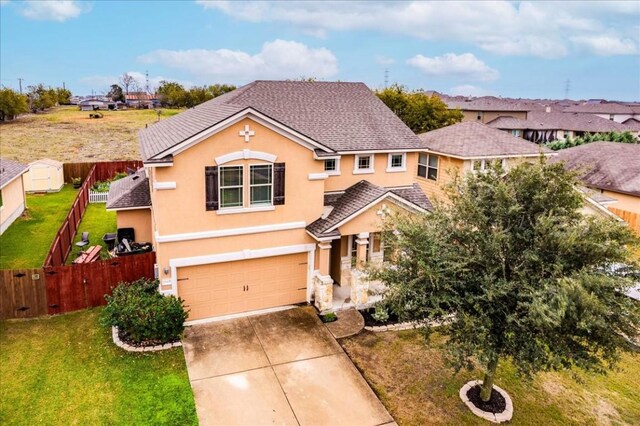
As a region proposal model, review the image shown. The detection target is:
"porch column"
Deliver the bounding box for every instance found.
[318,242,331,276]
[355,232,369,270]
[313,242,334,312]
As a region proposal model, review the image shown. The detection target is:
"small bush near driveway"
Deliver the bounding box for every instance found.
[101,279,188,345]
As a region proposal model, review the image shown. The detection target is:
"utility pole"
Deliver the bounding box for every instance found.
[564,78,571,99]
[384,68,389,88]
[145,70,150,94]
[17,78,23,94]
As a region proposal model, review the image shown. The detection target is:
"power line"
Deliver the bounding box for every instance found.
[564,78,571,99]
[384,68,389,88]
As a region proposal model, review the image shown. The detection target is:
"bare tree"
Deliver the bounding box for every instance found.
[119,73,136,95]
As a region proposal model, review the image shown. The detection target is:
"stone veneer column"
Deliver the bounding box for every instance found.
[313,242,334,312]
[351,233,370,305]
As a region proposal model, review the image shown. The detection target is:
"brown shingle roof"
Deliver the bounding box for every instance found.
[106,169,151,210]
[486,116,554,130]
[526,111,628,133]
[0,158,28,189]
[418,122,551,158]
[440,95,537,112]
[550,142,640,196]
[306,181,432,239]
[139,81,421,161]
[622,118,640,131]
[564,102,635,114]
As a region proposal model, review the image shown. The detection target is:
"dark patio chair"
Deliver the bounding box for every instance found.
[75,232,89,247]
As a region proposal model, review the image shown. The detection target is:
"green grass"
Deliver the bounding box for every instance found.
[341,330,640,425]
[67,203,117,264]
[1,106,183,163]
[0,309,197,425]
[0,185,77,269]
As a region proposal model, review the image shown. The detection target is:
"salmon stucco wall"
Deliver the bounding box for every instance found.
[117,208,153,243]
[151,117,326,237]
[324,152,419,192]
[0,176,26,235]
[338,201,409,236]
[601,190,640,214]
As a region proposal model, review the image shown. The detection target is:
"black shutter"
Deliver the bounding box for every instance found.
[205,166,219,211]
[273,162,285,205]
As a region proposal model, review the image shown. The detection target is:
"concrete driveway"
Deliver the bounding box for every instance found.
[182,306,395,426]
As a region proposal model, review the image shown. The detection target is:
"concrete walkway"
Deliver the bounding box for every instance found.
[182,306,395,426]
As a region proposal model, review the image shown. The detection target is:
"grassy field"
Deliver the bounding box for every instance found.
[67,203,117,264]
[0,309,197,426]
[0,185,77,269]
[341,330,640,426]
[0,106,182,163]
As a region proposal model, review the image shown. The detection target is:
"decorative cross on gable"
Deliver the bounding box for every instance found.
[239,124,255,142]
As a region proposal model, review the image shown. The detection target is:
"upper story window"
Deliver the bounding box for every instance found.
[324,158,341,175]
[353,154,374,174]
[220,166,244,208]
[249,164,273,206]
[418,153,438,181]
[472,158,506,173]
[386,153,406,172]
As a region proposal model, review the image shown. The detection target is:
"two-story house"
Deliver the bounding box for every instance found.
[108,81,431,323]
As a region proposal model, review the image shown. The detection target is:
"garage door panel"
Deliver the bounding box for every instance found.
[178,252,309,321]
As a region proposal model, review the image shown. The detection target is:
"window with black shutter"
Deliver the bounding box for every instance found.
[205,166,219,210]
[273,162,285,205]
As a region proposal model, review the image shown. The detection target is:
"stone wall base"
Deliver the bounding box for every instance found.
[350,270,369,306]
[313,273,334,312]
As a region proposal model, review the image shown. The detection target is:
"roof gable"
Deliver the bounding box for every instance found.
[0,158,28,189]
[139,80,421,161]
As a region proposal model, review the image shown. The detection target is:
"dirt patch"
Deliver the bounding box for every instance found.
[466,385,506,414]
[593,397,622,426]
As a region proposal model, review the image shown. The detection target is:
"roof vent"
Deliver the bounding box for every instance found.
[132,175,139,180]
[545,106,551,113]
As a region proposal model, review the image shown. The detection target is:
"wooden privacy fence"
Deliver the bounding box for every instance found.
[63,160,143,183]
[45,160,144,267]
[0,269,48,319]
[1,252,155,320]
[609,207,640,233]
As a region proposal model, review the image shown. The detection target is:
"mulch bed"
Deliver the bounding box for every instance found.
[359,308,401,327]
[466,384,506,414]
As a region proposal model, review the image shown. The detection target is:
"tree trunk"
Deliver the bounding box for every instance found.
[480,356,499,402]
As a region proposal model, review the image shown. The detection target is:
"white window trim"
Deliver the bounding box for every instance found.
[471,158,507,173]
[219,165,244,210]
[353,154,375,175]
[217,205,276,215]
[386,153,406,173]
[249,163,274,207]
[324,158,341,176]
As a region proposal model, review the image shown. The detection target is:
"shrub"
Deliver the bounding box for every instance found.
[101,278,188,345]
[371,304,390,323]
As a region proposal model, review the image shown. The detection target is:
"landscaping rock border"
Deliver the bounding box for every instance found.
[111,326,182,352]
[364,321,420,332]
[459,380,513,423]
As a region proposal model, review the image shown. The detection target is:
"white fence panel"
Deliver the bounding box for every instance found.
[89,191,109,203]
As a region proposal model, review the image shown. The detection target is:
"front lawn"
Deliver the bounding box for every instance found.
[341,330,640,425]
[0,185,77,269]
[0,309,197,425]
[67,203,117,263]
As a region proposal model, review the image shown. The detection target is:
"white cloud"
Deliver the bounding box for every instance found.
[20,0,87,22]
[571,35,638,56]
[449,85,493,97]
[197,1,640,58]
[80,72,193,92]
[407,53,499,81]
[138,39,338,82]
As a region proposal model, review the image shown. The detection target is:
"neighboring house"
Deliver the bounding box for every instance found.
[487,111,631,143]
[109,80,432,322]
[563,102,640,124]
[23,159,64,192]
[125,92,158,109]
[551,142,640,231]
[0,158,28,235]
[78,99,115,111]
[415,122,553,201]
[105,168,153,243]
[440,95,537,124]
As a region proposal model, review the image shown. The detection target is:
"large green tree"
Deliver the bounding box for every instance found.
[0,88,29,121]
[107,84,125,102]
[375,84,463,133]
[374,159,640,403]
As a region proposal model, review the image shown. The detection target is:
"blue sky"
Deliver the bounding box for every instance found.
[1,1,639,100]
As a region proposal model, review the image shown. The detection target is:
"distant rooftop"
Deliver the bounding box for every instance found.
[0,158,28,189]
